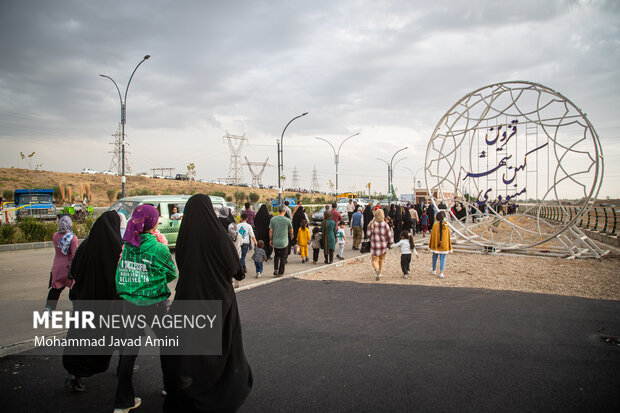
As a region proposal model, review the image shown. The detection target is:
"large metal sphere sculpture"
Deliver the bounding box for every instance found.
[425,81,603,250]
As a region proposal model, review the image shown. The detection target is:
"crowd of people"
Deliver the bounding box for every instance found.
[43,196,465,411]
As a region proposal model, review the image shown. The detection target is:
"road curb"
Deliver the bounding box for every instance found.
[236,252,372,293]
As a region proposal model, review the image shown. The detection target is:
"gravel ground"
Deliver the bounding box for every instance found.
[299,248,620,301]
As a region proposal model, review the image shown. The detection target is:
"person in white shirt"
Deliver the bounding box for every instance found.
[346,199,355,225]
[237,212,257,273]
[170,206,182,220]
[390,230,419,278]
[336,220,347,260]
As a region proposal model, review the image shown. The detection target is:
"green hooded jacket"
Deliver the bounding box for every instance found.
[116,233,177,305]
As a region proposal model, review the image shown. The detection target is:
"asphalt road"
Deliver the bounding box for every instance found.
[0,242,364,350]
[1,279,619,412]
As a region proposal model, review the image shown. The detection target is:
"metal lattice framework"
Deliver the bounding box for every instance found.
[310,165,320,192]
[425,81,605,256]
[245,157,271,186]
[291,167,300,189]
[224,132,247,185]
[108,123,131,174]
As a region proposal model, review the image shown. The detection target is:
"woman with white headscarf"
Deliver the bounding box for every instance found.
[45,216,78,310]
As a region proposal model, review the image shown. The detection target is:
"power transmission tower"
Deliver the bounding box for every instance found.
[245,157,271,186]
[310,165,320,192]
[108,123,131,174]
[224,131,247,185]
[291,167,300,189]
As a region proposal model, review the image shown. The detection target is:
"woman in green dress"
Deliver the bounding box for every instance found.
[321,211,336,264]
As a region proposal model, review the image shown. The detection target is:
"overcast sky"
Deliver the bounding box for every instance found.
[1,0,619,199]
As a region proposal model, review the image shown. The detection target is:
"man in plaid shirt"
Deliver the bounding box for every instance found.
[243,202,256,227]
[366,209,393,280]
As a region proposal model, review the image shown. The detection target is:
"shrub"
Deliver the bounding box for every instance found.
[2,189,13,201]
[234,191,246,204]
[226,196,233,202]
[18,218,56,242]
[249,192,260,203]
[0,224,17,244]
[301,196,312,204]
[116,192,123,200]
[210,191,226,198]
[130,188,154,196]
[107,189,117,203]
[52,186,62,203]
[74,216,96,239]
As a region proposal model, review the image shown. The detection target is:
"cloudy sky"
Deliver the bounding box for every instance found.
[1,0,619,199]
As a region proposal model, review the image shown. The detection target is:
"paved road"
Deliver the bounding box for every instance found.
[0,240,368,349]
[1,279,619,412]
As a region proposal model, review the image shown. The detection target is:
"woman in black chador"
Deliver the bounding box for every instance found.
[393,205,403,243]
[62,211,123,391]
[362,205,373,238]
[161,194,252,413]
[254,204,272,259]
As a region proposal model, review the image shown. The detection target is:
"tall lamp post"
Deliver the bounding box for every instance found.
[100,55,150,199]
[389,146,408,202]
[315,132,360,195]
[278,112,308,205]
[404,166,424,189]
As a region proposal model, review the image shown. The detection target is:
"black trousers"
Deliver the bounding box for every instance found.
[273,247,288,275]
[323,248,334,264]
[312,248,320,263]
[115,300,165,409]
[45,287,65,310]
[401,254,412,274]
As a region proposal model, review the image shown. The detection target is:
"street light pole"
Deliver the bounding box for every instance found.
[315,132,360,195]
[388,146,408,203]
[100,54,150,199]
[278,112,308,205]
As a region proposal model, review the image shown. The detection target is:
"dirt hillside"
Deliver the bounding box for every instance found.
[0,168,308,207]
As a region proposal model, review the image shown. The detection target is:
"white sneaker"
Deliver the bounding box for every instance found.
[256,272,261,278]
[430,268,436,275]
[113,397,142,413]
[439,272,444,278]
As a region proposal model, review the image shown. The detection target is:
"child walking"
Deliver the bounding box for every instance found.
[336,221,347,260]
[390,230,419,278]
[251,240,267,278]
[428,211,452,278]
[310,226,322,264]
[296,219,311,263]
[420,210,429,237]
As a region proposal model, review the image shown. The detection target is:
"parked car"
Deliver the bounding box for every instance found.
[109,194,226,248]
[311,204,349,225]
[226,202,236,215]
[101,170,115,175]
[175,174,189,181]
[137,172,151,178]
[81,168,97,175]
[164,175,175,180]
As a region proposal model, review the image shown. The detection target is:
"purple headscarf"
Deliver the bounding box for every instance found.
[123,204,159,247]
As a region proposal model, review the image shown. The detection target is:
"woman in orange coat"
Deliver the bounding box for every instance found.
[428,211,452,279]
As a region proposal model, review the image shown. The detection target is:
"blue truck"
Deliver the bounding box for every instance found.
[14,189,57,221]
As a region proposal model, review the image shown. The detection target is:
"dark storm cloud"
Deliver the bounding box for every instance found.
[0,0,618,196]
